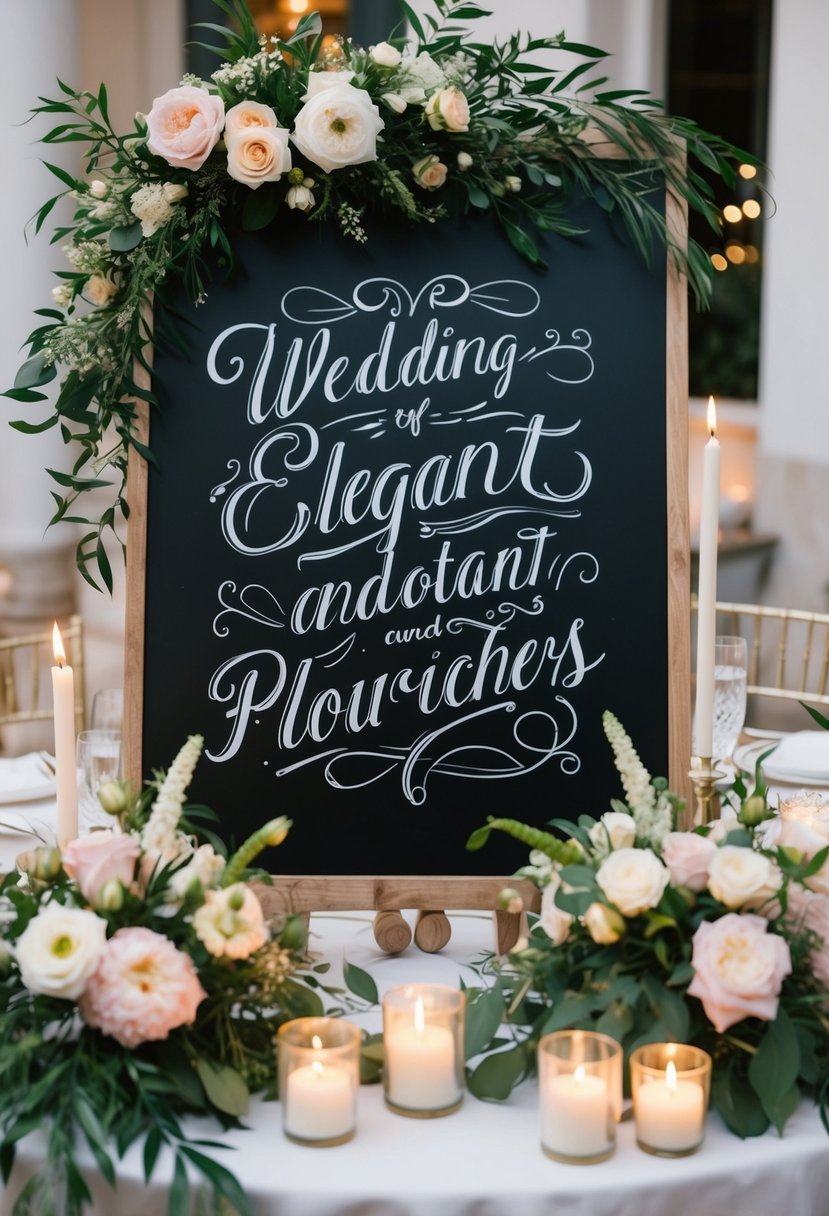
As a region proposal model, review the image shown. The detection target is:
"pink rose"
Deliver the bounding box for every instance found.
[425,86,470,132]
[660,831,717,892]
[146,85,225,171]
[226,126,292,189]
[786,885,829,991]
[81,927,205,1048]
[62,831,140,905]
[687,913,792,1032]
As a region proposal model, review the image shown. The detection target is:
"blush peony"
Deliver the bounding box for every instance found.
[687,913,791,1032]
[145,85,224,171]
[291,75,384,173]
[62,830,140,905]
[80,927,205,1047]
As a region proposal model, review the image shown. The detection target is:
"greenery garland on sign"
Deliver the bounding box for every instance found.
[5,0,757,590]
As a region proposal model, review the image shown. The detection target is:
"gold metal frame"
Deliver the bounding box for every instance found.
[0,615,85,736]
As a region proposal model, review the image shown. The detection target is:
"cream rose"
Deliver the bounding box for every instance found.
[291,75,384,174]
[226,126,292,188]
[595,847,670,917]
[192,885,267,960]
[588,811,636,854]
[660,831,717,892]
[62,831,140,904]
[687,912,791,1032]
[707,845,781,910]
[16,903,107,1001]
[145,85,224,171]
[425,86,470,132]
[412,154,448,190]
[370,41,402,68]
[224,99,279,139]
[584,902,625,944]
[539,874,572,946]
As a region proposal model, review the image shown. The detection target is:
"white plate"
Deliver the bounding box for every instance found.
[0,755,56,806]
[733,738,829,787]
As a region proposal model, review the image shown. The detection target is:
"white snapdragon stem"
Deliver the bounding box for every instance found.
[142,734,203,856]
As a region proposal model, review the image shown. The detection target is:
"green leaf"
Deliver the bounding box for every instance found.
[344,959,379,1005]
[109,222,143,251]
[501,216,545,266]
[169,1155,189,1216]
[143,1127,163,1182]
[466,825,492,851]
[465,183,491,210]
[748,1009,801,1134]
[9,416,58,435]
[801,702,829,731]
[14,353,56,390]
[195,1059,250,1117]
[466,1044,526,1100]
[178,1146,254,1216]
[286,11,323,42]
[42,160,78,190]
[241,186,280,232]
[713,1067,770,1138]
[464,985,506,1059]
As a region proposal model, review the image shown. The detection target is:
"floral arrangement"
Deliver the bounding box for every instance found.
[4,0,755,589]
[0,736,331,1216]
[464,711,829,1138]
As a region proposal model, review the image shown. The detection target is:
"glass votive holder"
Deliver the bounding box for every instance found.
[278,1017,361,1147]
[630,1043,712,1157]
[538,1030,621,1164]
[382,984,465,1117]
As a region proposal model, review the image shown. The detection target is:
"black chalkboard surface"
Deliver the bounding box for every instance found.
[132,185,689,877]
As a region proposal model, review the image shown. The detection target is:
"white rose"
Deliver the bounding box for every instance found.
[86,274,118,307]
[89,179,108,199]
[584,903,625,944]
[707,845,782,910]
[589,811,637,855]
[226,125,292,188]
[291,78,384,174]
[370,41,402,68]
[425,86,470,132]
[596,847,670,917]
[224,99,279,139]
[539,874,572,946]
[381,92,407,114]
[16,903,107,1001]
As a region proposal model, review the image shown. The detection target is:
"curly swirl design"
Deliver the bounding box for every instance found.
[279,276,542,324]
[209,460,241,503]
[274,699,581,803]
[523,328,595,384]
[549,552,600,591]
[212,581,286,638]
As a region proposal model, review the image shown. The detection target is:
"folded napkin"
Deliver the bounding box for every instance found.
[0,753,55,802]
[768,731,829,779]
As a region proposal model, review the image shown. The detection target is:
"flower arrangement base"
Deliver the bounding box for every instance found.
[384,1095,464,1119]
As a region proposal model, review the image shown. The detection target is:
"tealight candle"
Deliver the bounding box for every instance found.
[538,1030,621,1164]
[630,1043,711,1157]
[278,1018,361,1146]
[383,984,464,1117]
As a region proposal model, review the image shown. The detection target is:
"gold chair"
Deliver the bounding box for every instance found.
[0,616,85,736]
[713,601,829,710]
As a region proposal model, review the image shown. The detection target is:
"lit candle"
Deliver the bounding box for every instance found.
[284,1035,356,1143]
[634,1060,705,1153]
[694,395,720,758]
[541,1064,612,1160]
[51,622,78,847]
[385,995,459,1111]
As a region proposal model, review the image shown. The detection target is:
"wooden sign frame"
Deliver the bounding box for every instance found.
[123,143,690,945]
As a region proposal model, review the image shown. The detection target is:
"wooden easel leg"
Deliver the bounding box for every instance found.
[373,910,412,954]
[493,909,528,956]
[414,910,452,953]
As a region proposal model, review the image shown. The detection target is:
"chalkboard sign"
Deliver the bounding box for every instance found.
[125,174,690,879]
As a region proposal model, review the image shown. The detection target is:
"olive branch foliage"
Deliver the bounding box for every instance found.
[4,0,758,591]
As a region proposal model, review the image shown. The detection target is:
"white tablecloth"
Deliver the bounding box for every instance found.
[2,799,829,1215]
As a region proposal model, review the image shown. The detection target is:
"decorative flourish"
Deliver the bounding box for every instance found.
[212,580,286,637]
[0,738,332,1216]
[462,712,829,1143]
[3,0,758,588]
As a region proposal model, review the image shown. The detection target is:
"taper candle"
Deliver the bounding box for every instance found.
[694,396,720,758]
[51,623,78,847]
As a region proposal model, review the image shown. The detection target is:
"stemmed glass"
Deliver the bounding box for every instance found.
[76,729,122,831]
[712,636,748,767]
[90,688,123,732]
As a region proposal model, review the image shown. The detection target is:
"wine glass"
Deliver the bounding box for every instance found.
[77,729,122,831]
[712,636,748,767]
[90,688,124,732]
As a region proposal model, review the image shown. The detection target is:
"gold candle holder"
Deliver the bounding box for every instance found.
[278,1017,361,1147]
[630,1043,711,1157]
[538,1030,622,1164]
[689,755,723,825]
[382,984,465,1118]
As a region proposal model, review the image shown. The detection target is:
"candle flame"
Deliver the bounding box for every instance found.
[414,995,425,1035]
[666,1060,678,1091]
[574,1064,586,1083]
[311,1035,323,1050]
[707,395,717,438]
[52,622,66,667]
[311,1060,324,1075]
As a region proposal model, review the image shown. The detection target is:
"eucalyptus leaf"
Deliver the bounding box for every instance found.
[464,985,506,1059]
[108,222,142,251]
[344,958,379,1005]
[14,353,56,390]
[466,1045,526,1100]
[748,1010,801,1133]
[195,1059,250,1117]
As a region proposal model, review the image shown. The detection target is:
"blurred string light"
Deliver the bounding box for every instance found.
[742,199,761,219]
[713,166,762,270]
[738,163,757,180]
[723,204,742,223]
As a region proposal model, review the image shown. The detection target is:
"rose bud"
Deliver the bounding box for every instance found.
[97,878,125,912]
[497,887,524,915]
[97,780,128,816]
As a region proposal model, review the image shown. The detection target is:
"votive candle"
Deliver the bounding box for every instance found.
[278,1017,360,1146]
[383,984,464,1116]
[630,1043,711,1156]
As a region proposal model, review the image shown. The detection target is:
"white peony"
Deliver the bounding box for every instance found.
[16,903,107,1000]
[595,847,670,917]
[707,845,781,910]
[291,75,384,173]
[539,873,573,945]
[588,811,637,856]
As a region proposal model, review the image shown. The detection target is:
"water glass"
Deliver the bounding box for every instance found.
[90,688,124,732]
[77,729,122,831]
[712,635,748,764]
